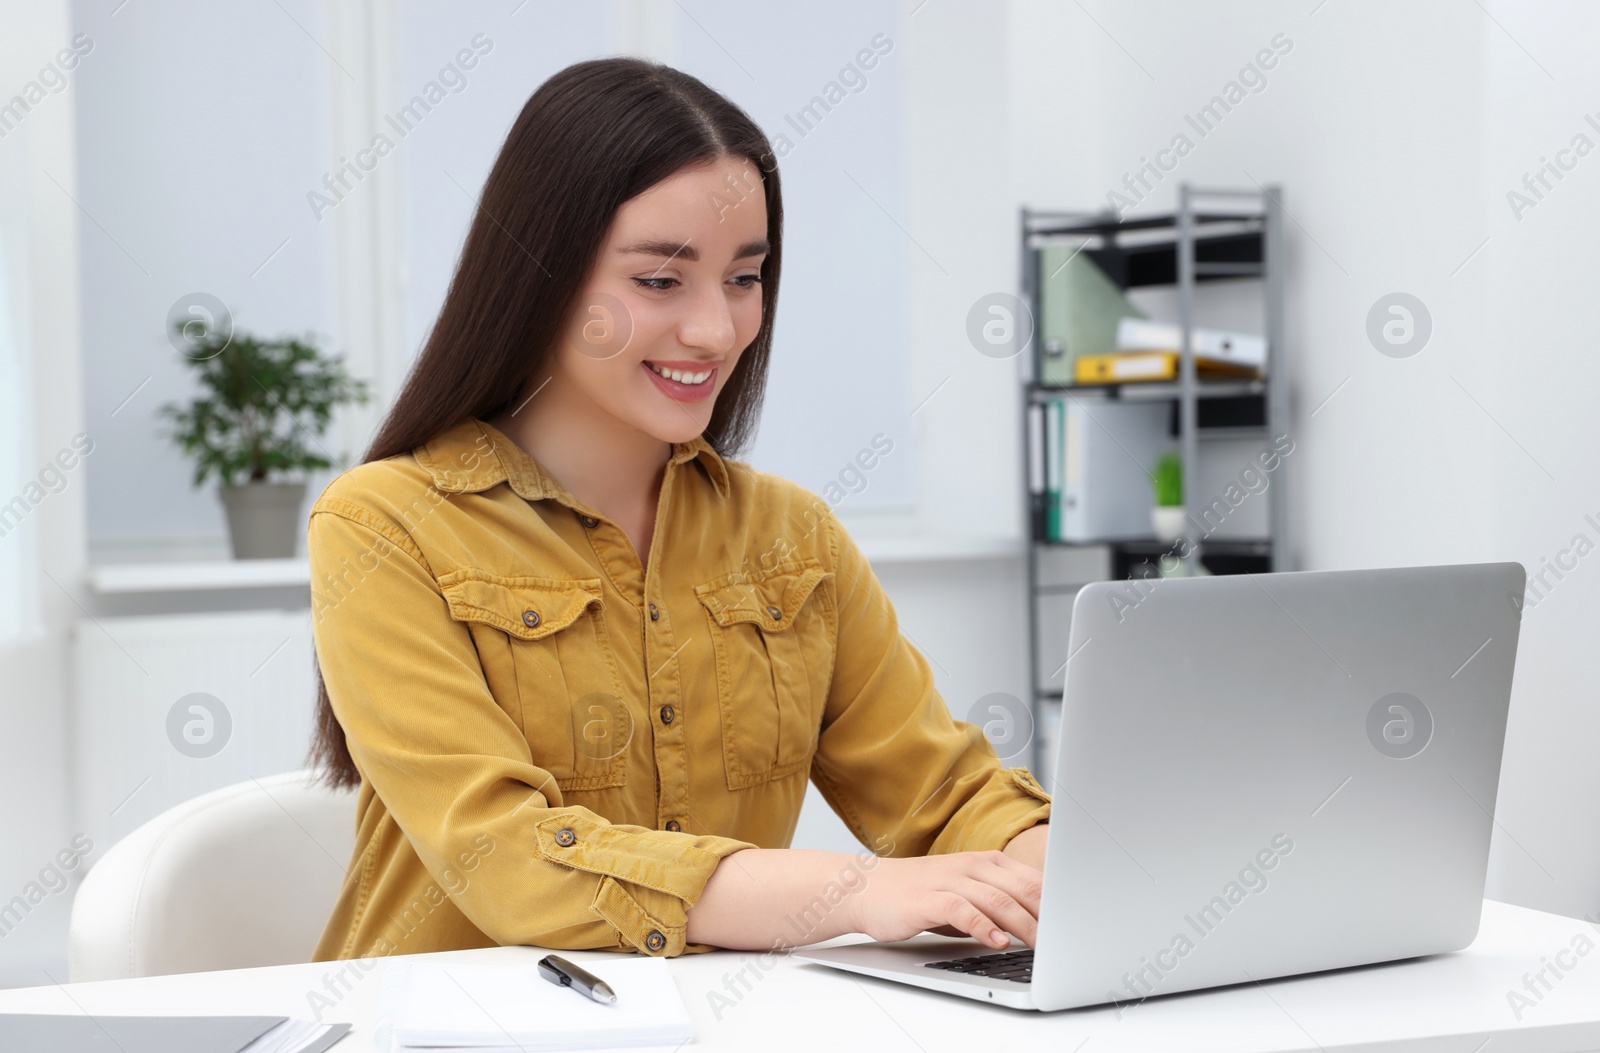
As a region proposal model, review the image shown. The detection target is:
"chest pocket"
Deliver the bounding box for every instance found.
[694,560,835,790]
[439,570,629,792]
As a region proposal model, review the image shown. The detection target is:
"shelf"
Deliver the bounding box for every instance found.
[1028,378,1266,401]
[1035,537,1272,556]
[1024,210,1263,237]
[1029,538,1274,586]
[1019,186,1286,777]
[1195,262,1265,278]
[89,558,311,594]
[1026,212,1266,289]
[1197,426,1271,442]
[1091,231,1264,289]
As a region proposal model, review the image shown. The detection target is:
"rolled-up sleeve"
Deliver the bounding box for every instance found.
[309,503,756,956]
[807,504,1051,858]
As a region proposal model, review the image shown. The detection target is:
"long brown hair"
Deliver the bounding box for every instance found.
[307,57,785,790]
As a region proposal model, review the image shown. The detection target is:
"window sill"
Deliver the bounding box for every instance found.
[86,533,1022,594]
[88,558,310,594]
[853,532,1022,564]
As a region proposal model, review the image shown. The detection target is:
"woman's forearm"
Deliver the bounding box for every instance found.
[685,848,876,950]
[685,841,1046,953]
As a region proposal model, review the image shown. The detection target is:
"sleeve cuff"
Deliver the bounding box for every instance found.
[534,811,756,956]
[990,766,1052,851]
[933,766,1053,856]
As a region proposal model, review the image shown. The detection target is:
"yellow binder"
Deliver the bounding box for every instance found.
[1073,351,1262,385]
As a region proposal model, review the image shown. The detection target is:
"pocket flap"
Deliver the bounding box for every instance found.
[438,571,604,641]
[693,561,831,631]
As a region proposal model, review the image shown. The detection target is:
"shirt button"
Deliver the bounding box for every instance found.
[580,515,600,528]
[554,827,576,847]
[659,705,675,725]
[521,610,541,628]
[766,605,783,621]
[648,603,659,622]
[644,930,666,952]
[665,819,681,832]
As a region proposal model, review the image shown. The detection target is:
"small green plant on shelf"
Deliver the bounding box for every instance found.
[1153,452,1183,507]
[1150,451,1187,544]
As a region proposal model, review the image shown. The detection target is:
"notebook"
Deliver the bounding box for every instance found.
[372,956,694,1052]
[0,1013,350,1053]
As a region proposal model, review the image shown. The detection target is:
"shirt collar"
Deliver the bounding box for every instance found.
[414,417,731,502]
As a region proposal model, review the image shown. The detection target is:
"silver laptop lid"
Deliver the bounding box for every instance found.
[1032,561,1525,1012]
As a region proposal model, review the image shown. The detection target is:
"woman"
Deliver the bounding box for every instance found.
[306,56,1049,964]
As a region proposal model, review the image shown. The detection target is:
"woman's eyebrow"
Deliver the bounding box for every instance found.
[615,238,770,263]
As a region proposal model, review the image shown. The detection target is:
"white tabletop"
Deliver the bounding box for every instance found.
[4,900,1600,1052]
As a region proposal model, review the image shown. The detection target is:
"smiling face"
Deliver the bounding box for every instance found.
[540,154,769,446]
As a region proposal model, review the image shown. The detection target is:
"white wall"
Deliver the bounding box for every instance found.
[1002,0,1596,918]
[669,1,920,509]
[0,0,85,986]
[1479,5,1600,917]
[72,0,337,561]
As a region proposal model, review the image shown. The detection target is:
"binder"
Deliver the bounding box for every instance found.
[1074,351,1261,385]
[1027,401,1048,541]
[1059,399,1171,542]
[1037,249,1146,386]
[1114,317,1267,371]
[1044,399,1063,541]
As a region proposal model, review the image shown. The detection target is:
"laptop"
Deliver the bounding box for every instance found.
[795,561,1526,1011]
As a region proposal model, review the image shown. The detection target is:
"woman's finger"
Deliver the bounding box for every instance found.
[950,877,1037,947]
[933,890,1010,949]
[968,854,1045,921]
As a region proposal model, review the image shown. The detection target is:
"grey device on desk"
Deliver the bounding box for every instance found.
[796,561,1526,1011]
[0,1014,350,1053]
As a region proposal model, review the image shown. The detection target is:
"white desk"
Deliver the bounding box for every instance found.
[5,901,1600,1052]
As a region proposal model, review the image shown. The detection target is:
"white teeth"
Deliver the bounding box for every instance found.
[647,363,712,384]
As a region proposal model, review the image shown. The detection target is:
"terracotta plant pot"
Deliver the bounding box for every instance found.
[218,481,308,559]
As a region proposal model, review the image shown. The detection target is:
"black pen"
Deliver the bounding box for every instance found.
[538,954,619,1005]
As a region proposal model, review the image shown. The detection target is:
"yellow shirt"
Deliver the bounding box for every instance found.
[308,417,1051,962]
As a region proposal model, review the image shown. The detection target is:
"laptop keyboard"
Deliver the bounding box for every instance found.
[921,948,1033,983]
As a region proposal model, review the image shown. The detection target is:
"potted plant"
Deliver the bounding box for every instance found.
[159,321,368,560]
[1151,451,1186,541]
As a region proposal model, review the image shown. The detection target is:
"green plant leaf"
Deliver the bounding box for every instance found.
[155,322,370,489]
[1153,452,1183,507]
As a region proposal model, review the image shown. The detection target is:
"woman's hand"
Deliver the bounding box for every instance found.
[846,850,1044,950]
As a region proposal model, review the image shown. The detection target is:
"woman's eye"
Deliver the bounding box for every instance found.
[632,275,762,291]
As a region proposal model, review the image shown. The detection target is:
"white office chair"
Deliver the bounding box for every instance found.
[68,769,357,982]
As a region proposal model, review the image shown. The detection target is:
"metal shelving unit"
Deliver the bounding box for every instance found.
[1018,184,1289,775]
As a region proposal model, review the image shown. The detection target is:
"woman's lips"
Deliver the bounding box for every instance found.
[642,361,718,403]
